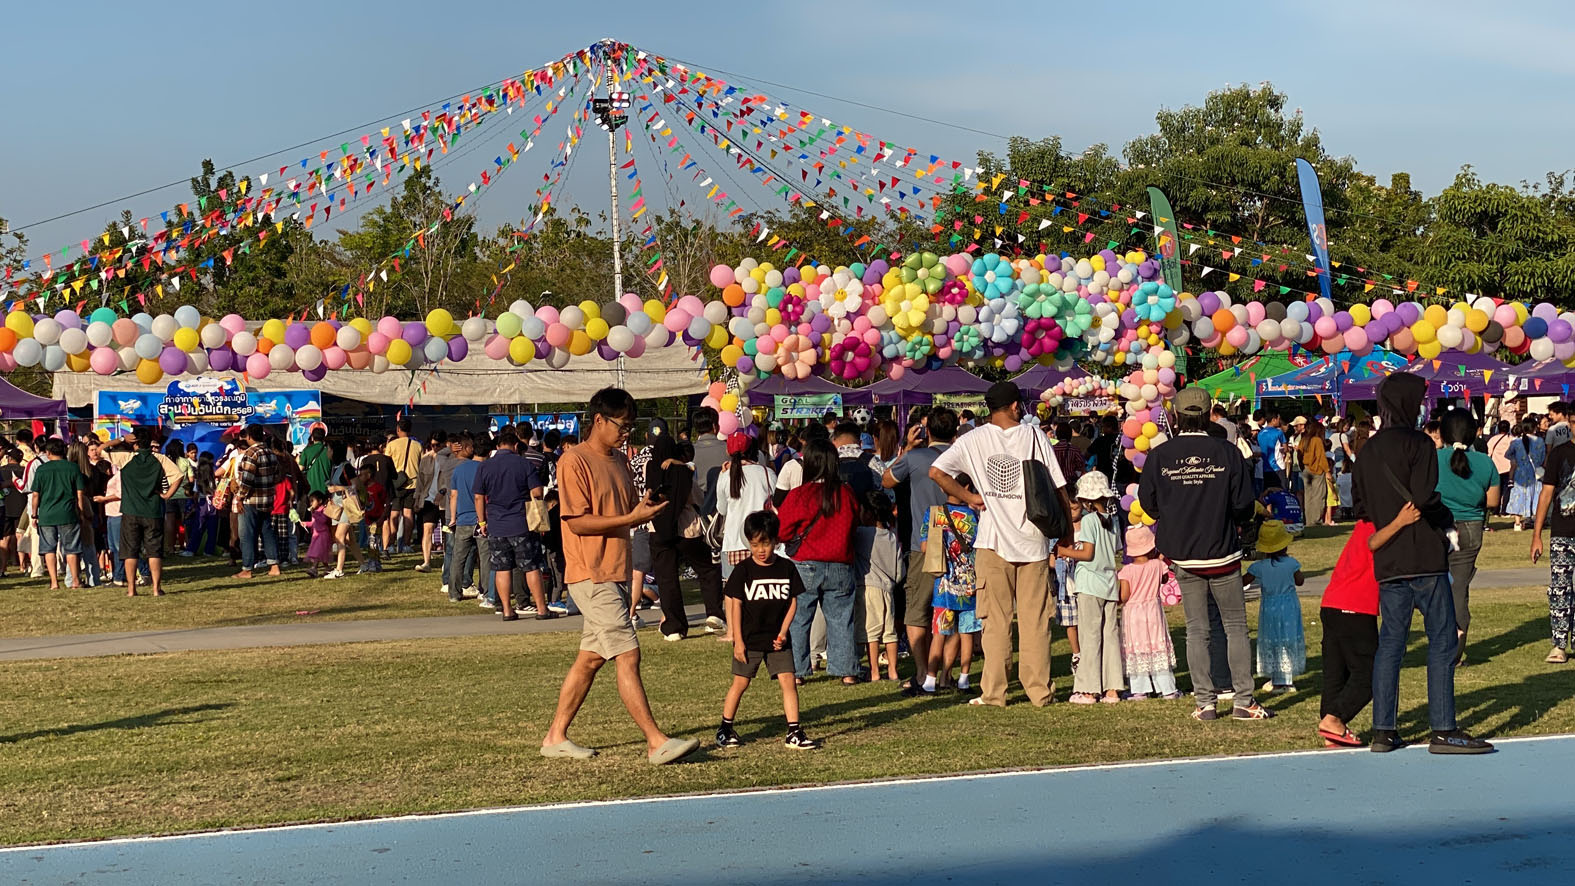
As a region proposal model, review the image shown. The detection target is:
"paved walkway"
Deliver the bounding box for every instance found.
[6,735,1571,884]
[0,567,1551,663]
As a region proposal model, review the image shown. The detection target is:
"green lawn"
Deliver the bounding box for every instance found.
[1292,516,1538,577]
[0,586,1566,846]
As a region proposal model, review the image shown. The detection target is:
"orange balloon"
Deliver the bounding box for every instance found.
[722,283,746,307]
[0,328,17,353]
[1211,308,1237,334]
[310,321,336,349]
[257,338,274,355]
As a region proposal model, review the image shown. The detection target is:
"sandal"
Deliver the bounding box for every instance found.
[841,677,859,686]
[1317,726,1364,747]
[794,677,806,687]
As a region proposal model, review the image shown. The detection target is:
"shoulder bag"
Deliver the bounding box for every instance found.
[1023,431,1071,541]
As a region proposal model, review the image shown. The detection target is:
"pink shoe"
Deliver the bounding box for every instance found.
[1068,692,1097,704]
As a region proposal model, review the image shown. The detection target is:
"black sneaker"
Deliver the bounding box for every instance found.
[1191,705,1218,721]
[535,611,562,621]
[784,728,821,750]
[715,727,743,748]
[1232,703,1276,720]
[1429,730,1494,755]
[1369,729,1408,753]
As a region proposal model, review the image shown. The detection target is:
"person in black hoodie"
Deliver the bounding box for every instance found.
[1139,386,1269,721]
[646,435,724,640]
[1353,372,1492,755]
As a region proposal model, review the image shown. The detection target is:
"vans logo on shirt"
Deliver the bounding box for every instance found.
[744,579,794,602]
[986,454,1021,494]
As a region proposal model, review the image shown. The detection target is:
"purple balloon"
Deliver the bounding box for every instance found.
[54,310,82,330]
[1397,302,1422,326]
[1534,302,1560,323]
[158,346,187,374]
[447,335,469,361]
[303,364,328,382]
[1003,355,1023,373]
[1305,301,1323,323]
[861,264,882,286]
[810,313,832,334]
[1334,311,1353,332]
[1197,291,1221,315]
[208,347,234,372]
[781,266,800,286]
[868,259,890,279]
[284,323,310,349]
[401,322,427,346]
[1550,319,1573,343]
[596,342,619,361]
[736,355,755,374]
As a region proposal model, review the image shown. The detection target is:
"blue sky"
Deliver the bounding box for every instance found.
[2,0,1567,257]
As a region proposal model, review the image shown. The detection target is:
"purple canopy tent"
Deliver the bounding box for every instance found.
[1340,350,1513,401]
[1504,359,1575,397]
[0,378,68,421]
[744,373,869,407]
[858,366,992,409]
[1010,364,1093,398]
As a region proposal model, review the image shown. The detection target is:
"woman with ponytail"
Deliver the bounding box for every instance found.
[1436,409,1501,659]
[1505,418,1546,531]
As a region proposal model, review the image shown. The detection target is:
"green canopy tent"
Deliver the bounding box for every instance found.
[1192,351,1312,406]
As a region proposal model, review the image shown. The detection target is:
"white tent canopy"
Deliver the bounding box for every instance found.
[51,344,709,408]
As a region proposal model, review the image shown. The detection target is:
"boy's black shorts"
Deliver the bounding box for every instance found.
[731,648,794,679]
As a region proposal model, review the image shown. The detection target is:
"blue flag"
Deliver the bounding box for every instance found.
[1295,158,1332,302]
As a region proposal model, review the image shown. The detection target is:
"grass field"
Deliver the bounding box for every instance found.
[0,517,1548,638]
[1,586,1565,846]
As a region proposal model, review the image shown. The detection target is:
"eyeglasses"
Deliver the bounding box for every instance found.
[602,416,635,436]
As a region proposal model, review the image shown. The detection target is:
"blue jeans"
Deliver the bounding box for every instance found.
[788,560,858,678]
[239,505,278,571]
[1372,574,1457,732]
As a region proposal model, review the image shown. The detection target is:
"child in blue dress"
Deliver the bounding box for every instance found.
[1248,520,1305,694]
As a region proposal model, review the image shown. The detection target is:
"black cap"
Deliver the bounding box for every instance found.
[985,381,1023,412]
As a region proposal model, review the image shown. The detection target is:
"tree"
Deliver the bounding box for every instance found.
[336,166,482,318]
[1422,166,1575,300]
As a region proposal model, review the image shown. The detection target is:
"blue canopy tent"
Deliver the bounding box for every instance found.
[1255,348,1408,400]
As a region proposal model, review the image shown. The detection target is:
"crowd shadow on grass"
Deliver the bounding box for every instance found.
[0,703,233,744]
[1463,616,1549,666]
[1399,668,1570,738]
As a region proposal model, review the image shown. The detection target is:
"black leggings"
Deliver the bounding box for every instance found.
[1320,607,1378,723]
[650,535,722,638]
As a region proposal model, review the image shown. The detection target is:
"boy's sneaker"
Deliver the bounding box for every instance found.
[1369,730,1407,753]
[462,585,478,599]
[479,599,498,610]
[1429,730,1494,755]
[715,727,743,748]
[1232,703,1276,720]
[783,728,821,750]
[1191,705,1219,721]
[704,615,726,634]
[548,602,570,614]
[323,569,344,580]
[521,604,540,616]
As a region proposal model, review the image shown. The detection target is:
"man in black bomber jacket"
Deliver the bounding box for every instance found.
[1352,371,1491,755]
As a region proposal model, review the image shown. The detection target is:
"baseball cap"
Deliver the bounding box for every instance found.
[985,381,1024,412]
[1172,386,1211,418]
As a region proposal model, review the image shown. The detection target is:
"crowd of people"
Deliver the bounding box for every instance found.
[20,369,1575,761]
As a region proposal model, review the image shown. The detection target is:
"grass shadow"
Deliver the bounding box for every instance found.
[0,702,233,744]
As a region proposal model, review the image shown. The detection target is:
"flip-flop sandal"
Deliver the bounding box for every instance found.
[648,737,700,766]
[540,740,597,760]
[1317,727,1364,747]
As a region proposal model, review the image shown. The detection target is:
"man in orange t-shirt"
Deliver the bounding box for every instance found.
[540,387,699,766]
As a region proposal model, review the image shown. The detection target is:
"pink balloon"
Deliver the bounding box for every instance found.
[90,347,119,375]
[545,323,571,348]
[367,332,390,356]
[709,264,735,288]
[322,346,348,369]
[536,305,560,325]
[246,352,271,379]
[1245,301,1266,326]
[756,337,777,355]
[220,313,246,335]
[677,295,704,317]
[1342,327,1370,354]
[625,335,645,358]
[718,412,740,435]
[944,253,970,277]
[619,292,644,313]
[663,309,691,333]
[112,318,139,346]
[1225,326,1249,348]
[1314,316,1339,339]
[377,316,402,339]
[484,334,510,360]
[888,364,906,381]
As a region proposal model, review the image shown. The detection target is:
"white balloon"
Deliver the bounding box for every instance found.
[295,344,323,371]
[460,317,488,342]
[200,322,228,349]
[545,347,572,369]
[336,325,363,350]
[151,314,178,342]
[560,306,585,330]
[187,350,209,374]
[134,333,163,361]
[12,339,40,367]
[520,317,546,340]
[32,318,61,346]
[268,344,295,371]
[508,299,533,317]
[625,312,652,336]
[371,355,390,374]
[86,321,114,348]
[607,326,635,353]
[422,337,448,363]
[118,346,139,371]
[58,328,88,355]
[231,331,258,356]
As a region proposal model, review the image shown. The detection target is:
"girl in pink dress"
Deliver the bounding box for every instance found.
[301,491,334,578]
[1119,525,1180,699]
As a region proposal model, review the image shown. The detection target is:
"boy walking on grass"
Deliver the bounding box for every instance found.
[717,511,821,750]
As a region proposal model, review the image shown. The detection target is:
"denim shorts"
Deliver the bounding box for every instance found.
[39,522,83,557]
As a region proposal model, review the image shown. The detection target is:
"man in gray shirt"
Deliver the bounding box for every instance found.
[882,406,959,695]
[689,407,728,503]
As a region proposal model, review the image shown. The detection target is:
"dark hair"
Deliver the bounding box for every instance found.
[4,448,19,462]
[246,424,270,443]
[311,428,326,442]
[1441,410,1479,480]
[800,438,845,518]
[133,426,155,449]
[307,490,329,509]
[1423,420,1440,437]
[1178,412,1211,433]
[833,421,861,441]
[926,407,959,443]
[1054,421,1073,440]
[589,387,637,424]
[1518,418,1540,454]
[1495,420,1511,435]
[515,422,533,445]
[690,406,718,435]
[164,439,184,459]
[396,418,412,434]
[544,430,561,449]
[860,490,893,528]
[16,428,33,445]
[1098,414,1118,433]
[728,435,756,499]
[43,437,67,458]
[1553,401,1571,418]
[743,510,780,544]
[875,420,900,461]
[801,422,830,444]
[431,430,448,446]
[959,410,976,422]
[497,429,519,449]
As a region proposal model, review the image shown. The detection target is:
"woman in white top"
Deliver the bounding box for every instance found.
[717,431,777,580]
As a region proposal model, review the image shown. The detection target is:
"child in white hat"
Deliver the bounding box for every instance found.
[1062,471,1123,703]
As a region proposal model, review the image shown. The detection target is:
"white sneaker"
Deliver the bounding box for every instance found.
[462,585,478,599]
[479,599,497,610]
[630,613,645,629]
[547,602,569,614]
[440,584,450,596]
[663,633,683,642]
[705,615,726,634]
[322,569,343,580]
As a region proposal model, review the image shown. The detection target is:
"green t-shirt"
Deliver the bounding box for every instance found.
[118,450,169,520]
[1072,511,1120,601]
[32,459,85,527]
[1436,448,1499,523]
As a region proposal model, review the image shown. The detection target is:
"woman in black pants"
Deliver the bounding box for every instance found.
[1317,519,1383,747]
[646,434,724,640]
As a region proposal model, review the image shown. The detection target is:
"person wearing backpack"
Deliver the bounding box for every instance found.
[929,382,1072,707]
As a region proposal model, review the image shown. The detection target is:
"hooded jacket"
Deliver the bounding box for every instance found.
[1351,372,1454,581]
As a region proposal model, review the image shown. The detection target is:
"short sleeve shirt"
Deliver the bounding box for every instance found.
[1541,442,1575,539]
[1072,512,1119,601]
[1436,449,1499,523]
[724,555,805,651]
[889,444,948,553]
[931,423,1067,562]
[33,460,85,527]
[473,449,540,538]
[558,443,634,584]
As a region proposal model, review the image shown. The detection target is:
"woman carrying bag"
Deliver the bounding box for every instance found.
[778,439,861,685]
[646,434,724,641]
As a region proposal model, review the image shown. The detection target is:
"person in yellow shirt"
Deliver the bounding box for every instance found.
[383,418,423,554]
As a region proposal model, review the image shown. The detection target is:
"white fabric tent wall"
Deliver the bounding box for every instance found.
[51,344,710,408]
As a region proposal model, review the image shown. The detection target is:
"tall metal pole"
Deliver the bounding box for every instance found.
[605,55,627,390]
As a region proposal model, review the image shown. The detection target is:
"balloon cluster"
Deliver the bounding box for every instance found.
[1120,482,1154,527]
[1038,375,1120,410]
[698,380,751,436]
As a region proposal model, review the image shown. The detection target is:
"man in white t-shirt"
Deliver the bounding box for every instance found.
[930,382,1072,707]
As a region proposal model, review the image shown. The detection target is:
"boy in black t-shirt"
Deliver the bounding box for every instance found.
[718,511,820,750]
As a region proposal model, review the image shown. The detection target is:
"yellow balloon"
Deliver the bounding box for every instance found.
[1465,309,1489,333]
[1217,342,1238,357]
[800,266,819,286]
[1114,351,1128,364]
[1418,339,1442,360]
[425,309,454,336]
[1423,304,1449,329]
[720,344,743,367]
[705,325,728,349]
[261,319,287,344]
[1513,302,1529,325]
[385,338,413,365]
[578,300,601,322]
[568,329,593,356]
[765,308,782,327]
[585,318,610,341]
[508,335,535,364]
[749,267,766,283]
[1411,320,1437,344]
[136,358,163,384]
[787,282,805,299]
[5,311,34,339]
[1163,310,1184,330]
[1090,254,1106,271]
[1348,304,1371,327]
[173,327,200,352]
[1134,434,1151,452]
[66,351,90,373]
[350,317,373,337]
[719,393,739,413]
[1141,422,1159,438]
[643,299,667,323]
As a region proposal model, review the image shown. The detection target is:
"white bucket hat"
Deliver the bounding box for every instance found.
[1075,470,1117,501]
